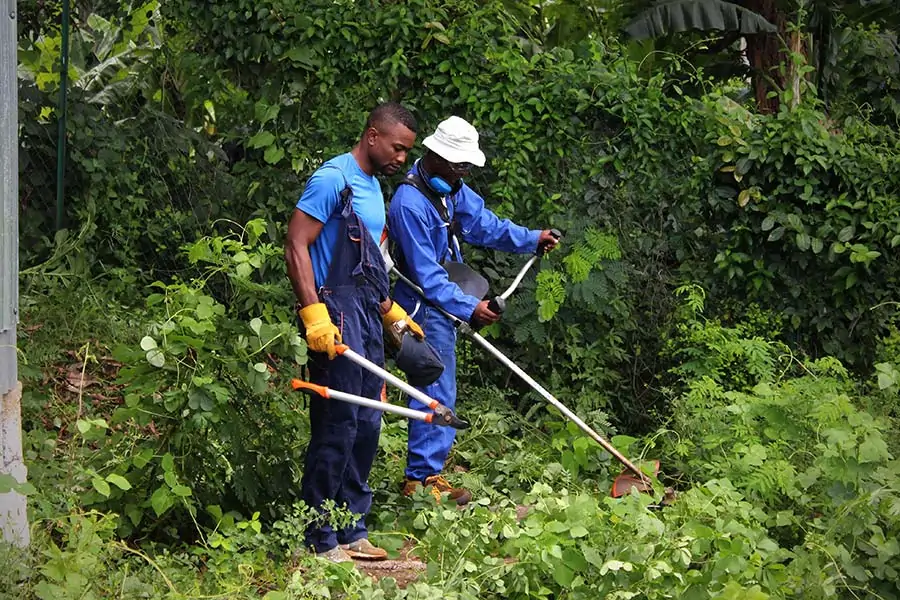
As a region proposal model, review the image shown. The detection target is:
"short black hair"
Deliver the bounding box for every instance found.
[364,102,417,135]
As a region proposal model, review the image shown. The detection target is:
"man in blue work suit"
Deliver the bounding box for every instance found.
[388,116,559,504]
[285,103,424,562]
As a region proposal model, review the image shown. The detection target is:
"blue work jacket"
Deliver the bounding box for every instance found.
[388,162,541,322]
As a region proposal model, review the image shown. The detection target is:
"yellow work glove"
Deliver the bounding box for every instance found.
[382,301,424,342]
[298,303,341,359]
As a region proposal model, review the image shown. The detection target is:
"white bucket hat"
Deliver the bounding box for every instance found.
[422,116,486,167]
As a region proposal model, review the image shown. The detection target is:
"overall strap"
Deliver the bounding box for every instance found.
[319,164,354,218]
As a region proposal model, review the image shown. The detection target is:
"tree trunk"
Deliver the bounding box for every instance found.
[743,0,788,113]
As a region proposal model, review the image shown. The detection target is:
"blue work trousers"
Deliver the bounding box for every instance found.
[405,305,458,481]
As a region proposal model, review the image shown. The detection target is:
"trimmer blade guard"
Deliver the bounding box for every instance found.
[443,261,490,299]
[610,460,660,498]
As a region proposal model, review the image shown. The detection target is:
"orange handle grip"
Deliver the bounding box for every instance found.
[291,379,330,398]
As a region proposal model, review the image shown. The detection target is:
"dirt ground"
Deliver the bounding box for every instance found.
[354,540,426,588]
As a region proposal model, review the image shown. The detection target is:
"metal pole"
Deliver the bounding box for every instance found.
[55,0,70,231]
[1,0,30,547]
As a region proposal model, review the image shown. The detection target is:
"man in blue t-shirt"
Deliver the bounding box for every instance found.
[388,116,559,505]
[285,103,423,563]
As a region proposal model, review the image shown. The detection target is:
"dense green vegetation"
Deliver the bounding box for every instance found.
[4,0,900,598]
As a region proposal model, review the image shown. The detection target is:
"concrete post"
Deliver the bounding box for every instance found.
[0,0,29,548]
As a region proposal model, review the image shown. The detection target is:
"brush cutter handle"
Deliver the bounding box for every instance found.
[486,295,506,315]
[334,345,469,429]
[488,229,562,315]
[538,228,563,257]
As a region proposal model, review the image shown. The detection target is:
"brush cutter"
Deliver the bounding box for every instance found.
[391,236,659,497]
[292,343,469,429]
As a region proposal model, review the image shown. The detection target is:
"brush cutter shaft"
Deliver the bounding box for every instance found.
[390,266,648,483]
[466,330,646,481]
[489,229,561,313]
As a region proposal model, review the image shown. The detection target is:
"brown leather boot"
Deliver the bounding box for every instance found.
[402,475,472,506]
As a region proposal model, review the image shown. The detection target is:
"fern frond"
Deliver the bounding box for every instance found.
[561,227,621,283]
[535,269,568,322]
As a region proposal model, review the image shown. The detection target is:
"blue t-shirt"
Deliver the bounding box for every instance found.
[296,153,386,288]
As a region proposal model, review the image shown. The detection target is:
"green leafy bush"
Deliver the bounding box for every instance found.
[660,296,900,598]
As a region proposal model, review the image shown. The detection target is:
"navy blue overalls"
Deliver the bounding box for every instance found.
[299,171,390,553]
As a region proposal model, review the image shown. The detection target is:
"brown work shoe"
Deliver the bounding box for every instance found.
[340,538,387,561]
[426,475,472,506]
[315,545,353,563]
[402,477,442,503]
[402,476,472,505]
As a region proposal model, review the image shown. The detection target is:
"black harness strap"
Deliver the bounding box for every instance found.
[398,173,461,261]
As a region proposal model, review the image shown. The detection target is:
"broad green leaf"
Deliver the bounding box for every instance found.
[250,318,263,336]
[133,448,154,469]
[610,435,638,452]
[248,130,275,148]
[562,548,588,571]
[76,419,91,434]
[196,302,214,320]
[106,474,132,491]
[150,486,173,517]
[545,520,570,533]
[569,525,589,538]
[92,477,111,497]
[0,473,21,494]
[583,546,604,567]
[140,336,157,351]
[600,560,634,574]
[264,144,285,164]
[859,435,889,463]
[235,262,253,278]
[552,561,575,588]
[146,348,165,368]
[161,453,175,473]
[625,0,776,39]
[760,216,775,232]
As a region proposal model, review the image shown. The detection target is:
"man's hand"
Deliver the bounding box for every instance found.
[299,303,341,359]
[471,300,500,326]
[382,301,424,340]
[537,229,561,254]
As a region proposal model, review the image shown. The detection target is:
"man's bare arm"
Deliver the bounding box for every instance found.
[285,208,325,307]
